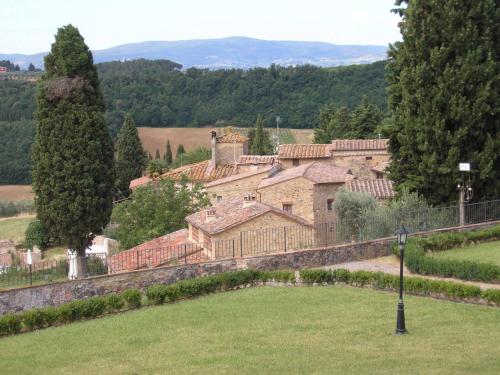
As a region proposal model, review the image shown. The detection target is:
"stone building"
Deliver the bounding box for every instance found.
[257,161,354,225]
[277,144,332,169]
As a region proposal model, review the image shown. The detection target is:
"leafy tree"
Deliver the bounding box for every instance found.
[32,25,114,276]
[146,159,165,178]
[313,103,352,143]
[347,96,382,139]
[164,140,173,165]
[249,115,273,155]
[24,220,49,250]
[333,188,377,240]
[114,115,147,199]
[111,176,210,249]
[387,0,500,204]
[28,63,35,72]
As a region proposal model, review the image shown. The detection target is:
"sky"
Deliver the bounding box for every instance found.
[0,0,401,54]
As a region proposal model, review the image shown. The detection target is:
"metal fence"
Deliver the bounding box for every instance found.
[0,254,107,289]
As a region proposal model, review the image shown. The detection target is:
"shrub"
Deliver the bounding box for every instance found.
[348,271,372,286]
[106,293,124,311]
[40,306,59,326]
[24,220,49,250]
[146,285,169,305]
[22,309,46,330]
[258,270,295,283]
[0,314,22,336]
[300,269,333,284]
[482,289,500,305]
[80,297,107,318]
[122,289,142,309]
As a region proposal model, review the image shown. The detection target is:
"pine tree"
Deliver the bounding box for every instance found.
[250,115,273,155]
[155,149,161,160]
[313,103,352,143]
[387,0,500,204]
[115,115,146,198]
[28,63,36,72]
[32,25,114,276]
[164,140,173,165]
[347,96,382,139]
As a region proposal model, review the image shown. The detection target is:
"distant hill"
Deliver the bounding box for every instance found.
[0,36,387,70]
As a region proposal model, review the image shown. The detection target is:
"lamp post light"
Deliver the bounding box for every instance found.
[394,224,409,335]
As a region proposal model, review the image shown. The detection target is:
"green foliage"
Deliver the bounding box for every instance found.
[146,285,169,305]
[111,176,210,249]
[114,115,147,198]
[0,200,35,218]
[24,220,49,250]
[122,289,142,309]
[145,159,166,178]
[249,115,274,155]
[482,289,500,305]
[0,314,22,336]
[22,309,47,330]
[164,140,173,165]
[105,293,124,311]
[401,226,500,282]
[170,147,211,168]
[257,269,295,283]
[333,188,376,240]
[347,96,383,138]
[32,25,114,255]
[0,121,35,184]
[387,0,500,204]
[0,60,21,71]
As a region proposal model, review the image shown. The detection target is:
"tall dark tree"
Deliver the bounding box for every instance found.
[313,103,352,143]
[175,144,186,165]
[387,0,500,204]
[28,63,36,72]
[32,25,114,276]
[164,140,173,165]
[155,148,161,160]
[347,96,382,139]
[115,115,146,198]
[250,115,273,155]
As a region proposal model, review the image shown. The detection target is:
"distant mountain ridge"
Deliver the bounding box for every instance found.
[0,36,387,70]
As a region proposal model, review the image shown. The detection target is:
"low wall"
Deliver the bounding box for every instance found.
[1,220,498,315]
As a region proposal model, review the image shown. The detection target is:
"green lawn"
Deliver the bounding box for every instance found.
[0,286,499,375]
[0,217,34,243]
[430,240,500,266]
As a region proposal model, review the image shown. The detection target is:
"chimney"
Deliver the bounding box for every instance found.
[206,208,217,222]
[242,193,256,208]
[210,130,217,169]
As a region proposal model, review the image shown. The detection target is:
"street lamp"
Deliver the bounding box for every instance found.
[394,224,409,335]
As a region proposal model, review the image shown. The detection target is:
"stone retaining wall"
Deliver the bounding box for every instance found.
[1,220,498,315]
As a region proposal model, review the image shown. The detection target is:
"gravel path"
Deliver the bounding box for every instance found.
[321,256,500,290]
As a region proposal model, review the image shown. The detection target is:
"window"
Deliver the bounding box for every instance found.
[292,159,300,166]
[217,196,222,203]
[282,204,293,213]
[327,199,334,211]
[365,156,373,160]
[376,172,384,180]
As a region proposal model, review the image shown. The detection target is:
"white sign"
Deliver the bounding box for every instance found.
[459,163,470,172]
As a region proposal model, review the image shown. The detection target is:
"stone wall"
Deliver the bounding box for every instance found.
[206,170,270,205]
[330,151,390,180]
[1,220,498,315]
[216,142,248,165]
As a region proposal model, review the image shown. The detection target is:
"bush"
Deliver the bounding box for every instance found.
[106,293,124,311]
[482,289,500,305]
[258,270,296,283]
[0,313,22,336]
[40,306,59,326]
[22,309,46,330]
[122,289,142,309]
[24,220,49,250]
[0,199,35,218]
[146,285,169,305]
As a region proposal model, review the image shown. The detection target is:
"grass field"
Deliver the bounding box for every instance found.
[0,216,34,243]
[0,286,499,375]
[0,185,34,201]
[430,240,500,266]
[138,127,314,159]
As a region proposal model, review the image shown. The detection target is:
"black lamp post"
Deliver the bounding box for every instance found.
[395,224,409,335]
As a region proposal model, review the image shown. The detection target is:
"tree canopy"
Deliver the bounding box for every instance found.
[32,25,114,257]
[249,115,274,155]
[387,0,500,204]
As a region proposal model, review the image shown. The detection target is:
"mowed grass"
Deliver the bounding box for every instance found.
[0,216,34,243]
[1,286,499,375]
[0,185,34,201]
[430,240,500,266]
[138,127,313,159]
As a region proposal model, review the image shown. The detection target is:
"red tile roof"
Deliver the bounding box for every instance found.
[238,155,278,165]
[160,161,237,183]
[330,139,389,151]
[216,128,249,143]
[186,197,312,235]
[205,165,276,188]
[129,175,152,189]
[107,229,207,273]
[345,179,395,199]
[258,161,354,189]
[278,144,330,159]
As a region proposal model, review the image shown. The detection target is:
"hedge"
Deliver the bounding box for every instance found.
[299,268,497,302]
[394,225,500,282]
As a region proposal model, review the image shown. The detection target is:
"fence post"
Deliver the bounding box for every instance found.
[136,251,139,269]
[240,232,243,257]
[184,245,187,264]
[232,239,235,258]
[283,227,287,252]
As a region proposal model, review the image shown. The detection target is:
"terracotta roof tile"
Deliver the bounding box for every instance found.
[160,161,237,183]
[186,197,311,235]
[278,144,330,159]
[345,179,395,199]
[205,165,276,188]
[258,161,354,189]
[129,175,152,189]
[238,155,278,165]
[330,139,389,151]
[216,128,249,143]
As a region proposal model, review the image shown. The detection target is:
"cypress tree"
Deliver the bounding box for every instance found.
[250,115,273,155]
[313,103,352,143]
[115,115,146,198]
[155,149,161,160]
[164,140,173,165]
[347,96,382,139]
[32,25,114,275]
[387,0,500,204]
